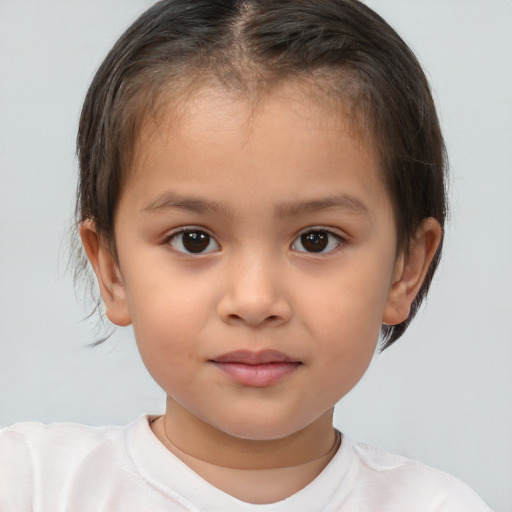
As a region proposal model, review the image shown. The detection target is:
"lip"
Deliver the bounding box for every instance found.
[210,350,302,387]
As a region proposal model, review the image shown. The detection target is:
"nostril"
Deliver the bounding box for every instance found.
[218,297,293,327]
[224,313,282,326]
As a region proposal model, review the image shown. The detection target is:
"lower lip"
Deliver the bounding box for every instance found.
[212,362,301,387]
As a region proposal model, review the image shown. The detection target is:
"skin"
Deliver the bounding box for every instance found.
[81,82,441,498]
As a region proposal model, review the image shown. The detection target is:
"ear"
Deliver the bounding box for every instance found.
[383,218,442,326]
[80,220,132,326]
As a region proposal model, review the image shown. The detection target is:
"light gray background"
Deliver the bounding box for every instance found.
[0,1,510,510]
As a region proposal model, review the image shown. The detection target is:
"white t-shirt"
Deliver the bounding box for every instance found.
[0,415,491,511]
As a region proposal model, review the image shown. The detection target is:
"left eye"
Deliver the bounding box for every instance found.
[292,229,343,253]
[168,229,220,254]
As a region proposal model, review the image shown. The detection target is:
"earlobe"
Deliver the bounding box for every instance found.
[382,218,442,326]
[80,221,132,327]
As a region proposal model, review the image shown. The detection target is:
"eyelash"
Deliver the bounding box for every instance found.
[165,227,345,255]
[291,227,345,255]
[166,227,220,255]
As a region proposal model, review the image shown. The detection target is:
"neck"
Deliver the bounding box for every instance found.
[154,397,336,470]
[150,403,341,504]
[163,414,340,470]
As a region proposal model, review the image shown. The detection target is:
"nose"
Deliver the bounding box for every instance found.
[217,252,293,328]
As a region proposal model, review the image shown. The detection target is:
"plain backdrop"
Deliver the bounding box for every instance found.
[0,1,511,510]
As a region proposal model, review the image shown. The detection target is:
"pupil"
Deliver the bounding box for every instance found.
[183,231,210,253]
[301,231,328,252]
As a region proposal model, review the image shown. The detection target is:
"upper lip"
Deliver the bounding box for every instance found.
[210,349,300,365]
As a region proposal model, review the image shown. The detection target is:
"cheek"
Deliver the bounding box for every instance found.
[310,312,379,406]
[127,264,214,330]
[125,272,214,376]
[315,310,378,380]
[301,267,390,384]
[304,268,390,341]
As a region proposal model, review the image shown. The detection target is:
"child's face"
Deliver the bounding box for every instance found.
[92,83,409,440]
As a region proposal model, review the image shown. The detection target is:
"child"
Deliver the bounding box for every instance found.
[0,0,493,510]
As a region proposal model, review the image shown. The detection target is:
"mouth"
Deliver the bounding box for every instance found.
[209,350,302,387]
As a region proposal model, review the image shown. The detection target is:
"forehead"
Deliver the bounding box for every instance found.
[137,69,371,133]
[124,81,390,217]
[132,79,379,172]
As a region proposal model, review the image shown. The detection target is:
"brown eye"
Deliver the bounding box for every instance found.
[169,229,219,254]
[293,230,342,253]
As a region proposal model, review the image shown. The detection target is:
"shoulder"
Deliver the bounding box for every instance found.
[341,438,492,512]
[0,417,127,460]
[0,417,141,504]
[0,417,131,480]
[0,416,168,511]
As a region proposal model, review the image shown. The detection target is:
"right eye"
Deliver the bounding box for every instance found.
[168,229,220,254]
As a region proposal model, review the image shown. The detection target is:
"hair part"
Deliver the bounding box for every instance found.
[76,0,447,349]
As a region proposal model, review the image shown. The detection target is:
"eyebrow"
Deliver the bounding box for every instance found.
[143,193,234,217]
[275,194,370,218]
[143,192,369,218]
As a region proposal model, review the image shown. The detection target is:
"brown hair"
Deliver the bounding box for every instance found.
[76,0,447,349]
